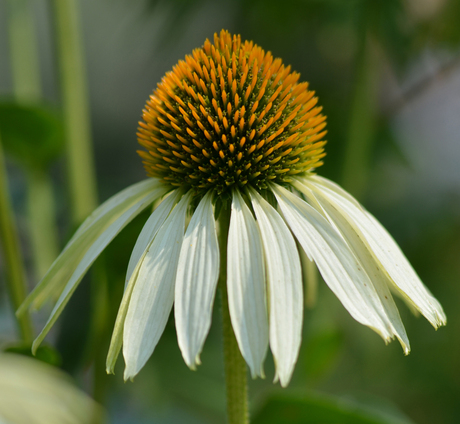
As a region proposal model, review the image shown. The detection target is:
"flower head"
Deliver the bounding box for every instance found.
[19,30,446,387]
[137,30,326,195]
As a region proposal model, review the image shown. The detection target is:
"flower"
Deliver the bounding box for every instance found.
[19,30,446,387]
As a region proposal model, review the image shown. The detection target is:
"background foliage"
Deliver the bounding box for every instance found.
[1,0,459,423]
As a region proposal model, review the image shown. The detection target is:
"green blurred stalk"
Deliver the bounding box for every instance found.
[6,0,41,102]
[341,31,379,198]
[25,169,59,279]
[0,138,34,343]
[52,0,98,224]
[218,206,250,424]
[300,249,318,309]
[87,256,110,406]
[52,0,109,407]
[6,0,60,280]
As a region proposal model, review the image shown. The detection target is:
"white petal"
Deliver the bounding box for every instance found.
[249,188,303,387]
[227,190,268,378]
[30,185,165,353]
[18,179,165,314]
[106,189,182,373]
[308,176,446,327]
[271,184,393,341]
[126,190,183,286]
[73,179,162,233]
[123,191,192,380]
[308,174,360,206]
[106,248,143,375]
[175,191,219,369]
[296,180,410,353]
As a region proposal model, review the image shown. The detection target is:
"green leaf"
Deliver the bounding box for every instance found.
[0,101,64,171]
[252,393,414,424]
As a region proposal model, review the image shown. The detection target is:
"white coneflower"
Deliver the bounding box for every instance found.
[19,30,445,388]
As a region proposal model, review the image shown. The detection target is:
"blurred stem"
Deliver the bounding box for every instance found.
[5,0,41,102]
[218,206,250,424]
[0,138,33,343]
[300,247,318,309]
[26,169,59,279]
[87,255,110,405]
[53,0,108,407]
[341,30,379,198]
[7,0,60,282]
[52,0,98,224]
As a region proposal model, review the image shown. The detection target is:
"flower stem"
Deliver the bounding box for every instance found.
[0,138,33,343]
[218,205,250,424]
[52,0,98,224]
[221,288,250,424]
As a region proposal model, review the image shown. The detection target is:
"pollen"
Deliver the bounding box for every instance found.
[137,29,327,194]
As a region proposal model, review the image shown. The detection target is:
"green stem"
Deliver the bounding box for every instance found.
[300,248,318,309]
[218,205,250,424]
[26,170,59,280]
[87,256,110,405]
[341,30,379,198]
[53,0,109,408]
[52,0,98,224]
[7,0,61,283]
[6,0,41,102]
[0,138,33,342]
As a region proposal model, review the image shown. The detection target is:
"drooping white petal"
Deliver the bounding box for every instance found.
[271,184,394,341]
[30,184,166,353]
[77,179,163,231]
[106,189,182,373]
[18,179,166,314]
[126,190,183,285]
[227,190,268,378]
[308,174,359,206]
[249,188,303,387]
[106,247,143,375]
[123,191,192,380]
[307,176,446,327]
[296,180,410,353]
[175,191,219,369]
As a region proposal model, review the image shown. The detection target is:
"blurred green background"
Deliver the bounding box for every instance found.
[0,0,459,423]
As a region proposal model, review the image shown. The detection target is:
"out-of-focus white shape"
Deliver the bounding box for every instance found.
[0,353,104,424]
[385,49,460,207]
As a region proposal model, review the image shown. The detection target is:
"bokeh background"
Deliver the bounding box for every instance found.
[1,0,459,423]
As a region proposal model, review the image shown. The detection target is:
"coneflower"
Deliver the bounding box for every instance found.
[19,30,445,394]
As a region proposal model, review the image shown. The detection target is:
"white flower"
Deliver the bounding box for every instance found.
[19,30,445,388]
